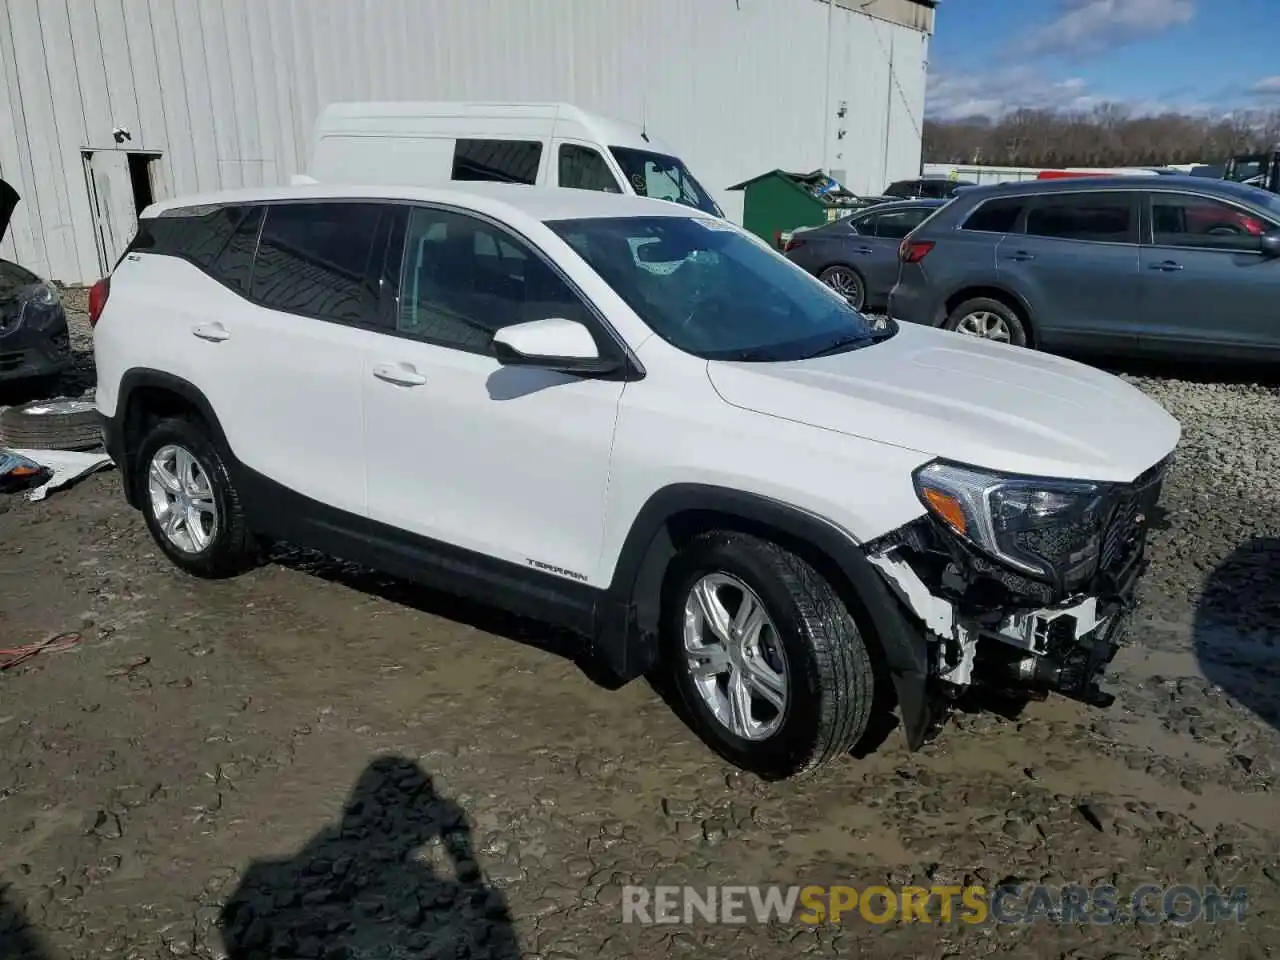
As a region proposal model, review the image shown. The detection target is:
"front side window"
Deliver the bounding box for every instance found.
[961,197,1024,233]
[397,206,592,354]
[609,147,723,217]
[1024,192,1137,243]
[1149,193,1273,252]
[549,215,887,362]
[558,144,622,193]
[251,202,383,324]
[452,139,543,185]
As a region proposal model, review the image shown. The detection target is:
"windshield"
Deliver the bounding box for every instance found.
[609,147,724,217]
[548,216,890,361]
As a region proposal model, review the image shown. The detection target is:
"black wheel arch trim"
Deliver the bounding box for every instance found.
[106,368,235,508]
[599,483,933,749]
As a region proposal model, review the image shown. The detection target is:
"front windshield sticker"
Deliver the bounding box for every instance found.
[631,173,647,193]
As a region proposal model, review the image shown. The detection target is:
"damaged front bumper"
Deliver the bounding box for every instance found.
[867,546,1134,709]
[863,459,1165,721]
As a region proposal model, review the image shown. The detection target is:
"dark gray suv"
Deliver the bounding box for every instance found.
[888,176,1280,361]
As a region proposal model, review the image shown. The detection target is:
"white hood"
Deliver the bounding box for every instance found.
[706,322,1180,483]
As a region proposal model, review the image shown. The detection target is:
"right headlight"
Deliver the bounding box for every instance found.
[912,460,1108,584]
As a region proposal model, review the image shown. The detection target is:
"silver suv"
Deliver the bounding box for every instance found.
[888,176,1280,361]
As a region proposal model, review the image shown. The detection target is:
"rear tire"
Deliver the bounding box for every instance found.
[135,416,259,578]
[818,265,866,311]
[662,531,874,780]
[944,296,1029,347]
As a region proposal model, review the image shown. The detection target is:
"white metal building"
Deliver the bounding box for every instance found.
[0,0,934,284]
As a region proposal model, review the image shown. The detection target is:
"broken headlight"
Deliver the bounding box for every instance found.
[912,460,1106,585]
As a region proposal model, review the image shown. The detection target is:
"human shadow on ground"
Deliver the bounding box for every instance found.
[0,883,54,960]
[218,755,521,960]
[1194,535,1280,731]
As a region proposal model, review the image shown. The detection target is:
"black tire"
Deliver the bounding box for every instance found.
[818,265,866,311]
[943,296,1030,347]
[135,416,259,578]
[661,531,874,780]
[0,398,101,451]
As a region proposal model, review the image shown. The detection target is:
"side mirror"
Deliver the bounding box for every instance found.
[1260,229,1280,258]
[491,318,618,375]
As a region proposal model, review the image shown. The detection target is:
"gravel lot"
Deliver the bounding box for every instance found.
[1,292,1277,959]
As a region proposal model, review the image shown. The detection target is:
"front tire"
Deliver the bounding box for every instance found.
[135,416,259,578]
[662,531,874,779]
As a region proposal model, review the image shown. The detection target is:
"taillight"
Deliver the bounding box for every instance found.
[898,239,935,263]
[88,276,111,327]
[783,237,806,253]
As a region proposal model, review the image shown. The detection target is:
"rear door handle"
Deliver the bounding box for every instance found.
[1004,251,1035,262]
[854,246,875,255]
[1149,260,1183,272]
[372,361,427,387]
[191,322,230,342]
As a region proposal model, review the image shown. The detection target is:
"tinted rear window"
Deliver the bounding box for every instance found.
[961,197,1025,233]
[452,139,543,185]
[129,204,263,293]
[251,202,384,324]
[1024,193,1136,243]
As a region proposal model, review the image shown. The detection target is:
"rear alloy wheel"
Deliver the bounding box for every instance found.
[818,265,866,311]
[136,416,259,578]
[663,531,875,779]
[944,296,1029,348]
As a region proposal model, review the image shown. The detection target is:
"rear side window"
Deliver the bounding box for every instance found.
[251,202,384,325]
[961,197,1024,233]
[452,139,543,185]
[558,144,621,193]
[128,204,263,295]
[1024,192,1136,243]
[862,207,935,239]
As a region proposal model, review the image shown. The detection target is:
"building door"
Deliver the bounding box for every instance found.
[82,151,161,273]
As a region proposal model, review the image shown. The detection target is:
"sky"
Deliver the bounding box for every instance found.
[926,0,1280,120]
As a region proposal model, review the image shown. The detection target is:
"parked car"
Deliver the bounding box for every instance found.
[783,199,947,310]
[92,182,1179,779]
[883,177,976,200]
[0,178,72,385]
[889,176,1280,361]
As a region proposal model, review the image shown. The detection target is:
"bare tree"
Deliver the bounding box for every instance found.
[924,108,1280,167]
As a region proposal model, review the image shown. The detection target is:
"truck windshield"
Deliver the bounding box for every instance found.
[610,147,724,217]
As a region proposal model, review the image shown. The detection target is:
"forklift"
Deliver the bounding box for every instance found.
[1223,146,1280,193]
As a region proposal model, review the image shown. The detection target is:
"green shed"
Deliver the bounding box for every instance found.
[728,169,867,248]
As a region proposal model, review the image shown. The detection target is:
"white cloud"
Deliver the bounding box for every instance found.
[1253,76,1280,97]
[1019,0,1195,58]
[926,69,1218,121]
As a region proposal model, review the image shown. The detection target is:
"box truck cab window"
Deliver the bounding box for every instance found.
[610,147,723,217]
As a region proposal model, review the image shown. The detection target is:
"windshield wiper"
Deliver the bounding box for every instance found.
[804,334,873,358]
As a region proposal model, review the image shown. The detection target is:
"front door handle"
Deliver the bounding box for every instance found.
[1004,251,1036,262]
[372,361,427,387]
[191,322,230,342]
[854,246,875,255]
[1149,260,1184,272]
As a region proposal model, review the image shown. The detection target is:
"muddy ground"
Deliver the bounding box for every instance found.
[1,296,1277,959]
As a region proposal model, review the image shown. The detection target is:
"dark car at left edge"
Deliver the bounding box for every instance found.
[0,178,72,386]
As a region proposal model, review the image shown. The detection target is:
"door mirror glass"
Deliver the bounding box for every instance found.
[492,317,617,375]
[1260,229,1280,258]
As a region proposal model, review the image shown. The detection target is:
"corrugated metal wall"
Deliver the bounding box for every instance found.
[0,0,928,283]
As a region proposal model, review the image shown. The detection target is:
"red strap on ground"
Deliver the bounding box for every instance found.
[0,631,82,671]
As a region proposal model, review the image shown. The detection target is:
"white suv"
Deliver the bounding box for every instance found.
[91,182,1180,779]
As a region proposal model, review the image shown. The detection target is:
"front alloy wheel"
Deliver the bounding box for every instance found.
[663,531,876,779]
[683,573,789,741]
